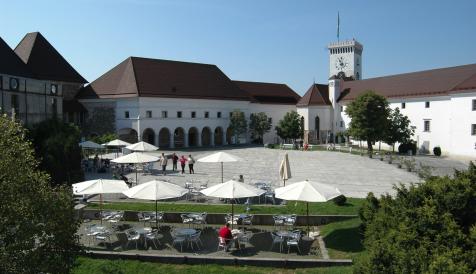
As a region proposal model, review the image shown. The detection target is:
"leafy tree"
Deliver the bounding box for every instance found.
[384,107,415,152]
[29,118,84,186]
[345,91,391,157]
[249,112,272,144]
[355,163,476,273]
[0,114,81,273]
[91,132,118,145]
[229,110,247,144]
[275,111,303,142]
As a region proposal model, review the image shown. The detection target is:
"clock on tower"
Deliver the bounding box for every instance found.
[328,39,363,80]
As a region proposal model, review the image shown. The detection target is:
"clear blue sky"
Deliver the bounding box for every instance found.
[2,0,476,95]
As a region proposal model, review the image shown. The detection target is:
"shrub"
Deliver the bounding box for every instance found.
[398,142,417,155]
[355,163,476,273]
[433,146,442,156]
[333,195,347,206]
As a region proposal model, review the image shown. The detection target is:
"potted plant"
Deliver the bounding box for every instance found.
[388,154,393,164]
[403,157,416,172]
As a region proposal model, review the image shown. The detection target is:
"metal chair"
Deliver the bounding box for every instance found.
[270,232,285,253]
[171,229,187,252]
[188,230,203,250]
[286,232,302,254]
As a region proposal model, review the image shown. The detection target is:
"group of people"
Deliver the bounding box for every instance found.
[158,153,195,176]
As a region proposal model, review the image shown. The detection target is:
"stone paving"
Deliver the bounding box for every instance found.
[85,146,468,198]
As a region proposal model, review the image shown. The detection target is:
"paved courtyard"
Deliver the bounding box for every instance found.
[85,146,468,198]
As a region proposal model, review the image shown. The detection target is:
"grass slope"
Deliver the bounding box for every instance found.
[73,257,353,274]
[320,218,364,259]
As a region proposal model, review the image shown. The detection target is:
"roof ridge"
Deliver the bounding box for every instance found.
[450,70,476,91]
[128,57,140,96]
[129,56,216,67]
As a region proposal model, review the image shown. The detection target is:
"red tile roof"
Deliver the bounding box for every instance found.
[340,63,476,102]
[233,80,300,104]
[0,37,32,78]
[14,32,87,83]
[77,57,250,101]
[296,84,331,107]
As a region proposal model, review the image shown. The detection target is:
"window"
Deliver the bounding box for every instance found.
[161,111,168,118]
[340,121,344,127]
[124,111,129,118]
[229,112,233,119]
[0,76,3,89]
[472,100,476,111]
[217,111,222,118]
[52,98,57,117]
[425,101,430,108]
[424,120,431,132]
[204,111,209,119]
[340,106,343,112]
[472,124,476,136]
[268,117,273,125]
[10,77,19,90]
[50,84,58,95]
[191,111,196,118]
[11,94,19,112]
[177,111,182,118]
[401,102,406,109]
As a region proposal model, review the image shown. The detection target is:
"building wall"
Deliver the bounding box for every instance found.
[249,103,296,144]
[0,73,64,125]
[448,92,476,157]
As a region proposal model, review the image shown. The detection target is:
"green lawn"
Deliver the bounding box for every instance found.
[320,218,364,259]
[88,198,363,215]
[73,257,353,274]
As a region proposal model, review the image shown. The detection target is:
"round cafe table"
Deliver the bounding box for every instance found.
[175,228,197,238]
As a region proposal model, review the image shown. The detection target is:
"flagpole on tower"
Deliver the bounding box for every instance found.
[337,11,340,41]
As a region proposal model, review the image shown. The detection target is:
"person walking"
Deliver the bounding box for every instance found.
[172,153,178,171]
[179,155,187,174]
[188,154,195,174]
[159,153,168,176]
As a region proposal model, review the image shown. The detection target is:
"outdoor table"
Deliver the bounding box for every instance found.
[175,228,197,238]
[226,213,252,225]
[133,227,161,248]
[275,230,294,238]
[231,229,243,249]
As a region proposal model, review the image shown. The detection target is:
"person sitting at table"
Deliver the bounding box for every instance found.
[218,223,233,251]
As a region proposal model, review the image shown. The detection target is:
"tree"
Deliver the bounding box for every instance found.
[384,107,415,151]
[29,118,84,186]
[91,132,118,145]
[229,110,247,144]
[249,112,272,144]
[355,163,476,273]
[275,111,303,142]
[0,114,80,273]
[345,91,391,157]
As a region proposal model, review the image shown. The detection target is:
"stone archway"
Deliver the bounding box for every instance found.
[174,127,185,148]
[188,127,199,147]
[214,127,223,146]
[142,128,156,145]
[118,128,138,144]
[226,127,233,145]
[201,127,211,146]
[159,128,170,148]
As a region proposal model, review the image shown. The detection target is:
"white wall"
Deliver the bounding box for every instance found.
[249,103,295,144]
[449,92,476,157]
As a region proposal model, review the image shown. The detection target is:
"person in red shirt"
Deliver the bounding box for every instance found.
[218,223,233,251]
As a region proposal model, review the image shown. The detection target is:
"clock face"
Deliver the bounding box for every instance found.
[335,56,348,71]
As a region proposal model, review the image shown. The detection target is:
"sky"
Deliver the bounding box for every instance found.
[1,0,476,95]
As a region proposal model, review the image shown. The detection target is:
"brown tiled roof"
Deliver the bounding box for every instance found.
[296,84,331,107]
[14,32,87,83]
[340,63,476,101]
[0,37,32,78]
[233,80,300,104]
[77,57,250,101]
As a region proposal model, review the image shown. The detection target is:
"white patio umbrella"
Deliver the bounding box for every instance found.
[279,153,291,186]
[275,180,342,233]
[79,140,104,149]
[104,139,131,147]
[73,179,129,224]
[197,152,243,183]
[123,180,188,227]
[200,180,265,228]
[111,152,159,184]
[126,141,159,152]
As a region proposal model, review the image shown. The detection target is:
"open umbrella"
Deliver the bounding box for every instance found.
[79,140,104,149]
[73,179,129,224]
[126,141,158,152]
[197,152,242,183]
[275,180,341,233]
[200,180,265,228]
[111,152,159,184]
[279,153,291,186]
[123,180,188,227]
[104,139,131,147]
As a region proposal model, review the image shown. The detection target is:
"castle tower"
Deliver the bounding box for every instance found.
[328,39,363,80]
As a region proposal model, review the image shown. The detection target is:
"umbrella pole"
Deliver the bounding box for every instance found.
[100,194,103,225]
[284,178,286,186]
[231,203,234,230]
[155,200,158,229]
[221,162,224,184]
[135,167,138,186]
[307,202,309,235]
